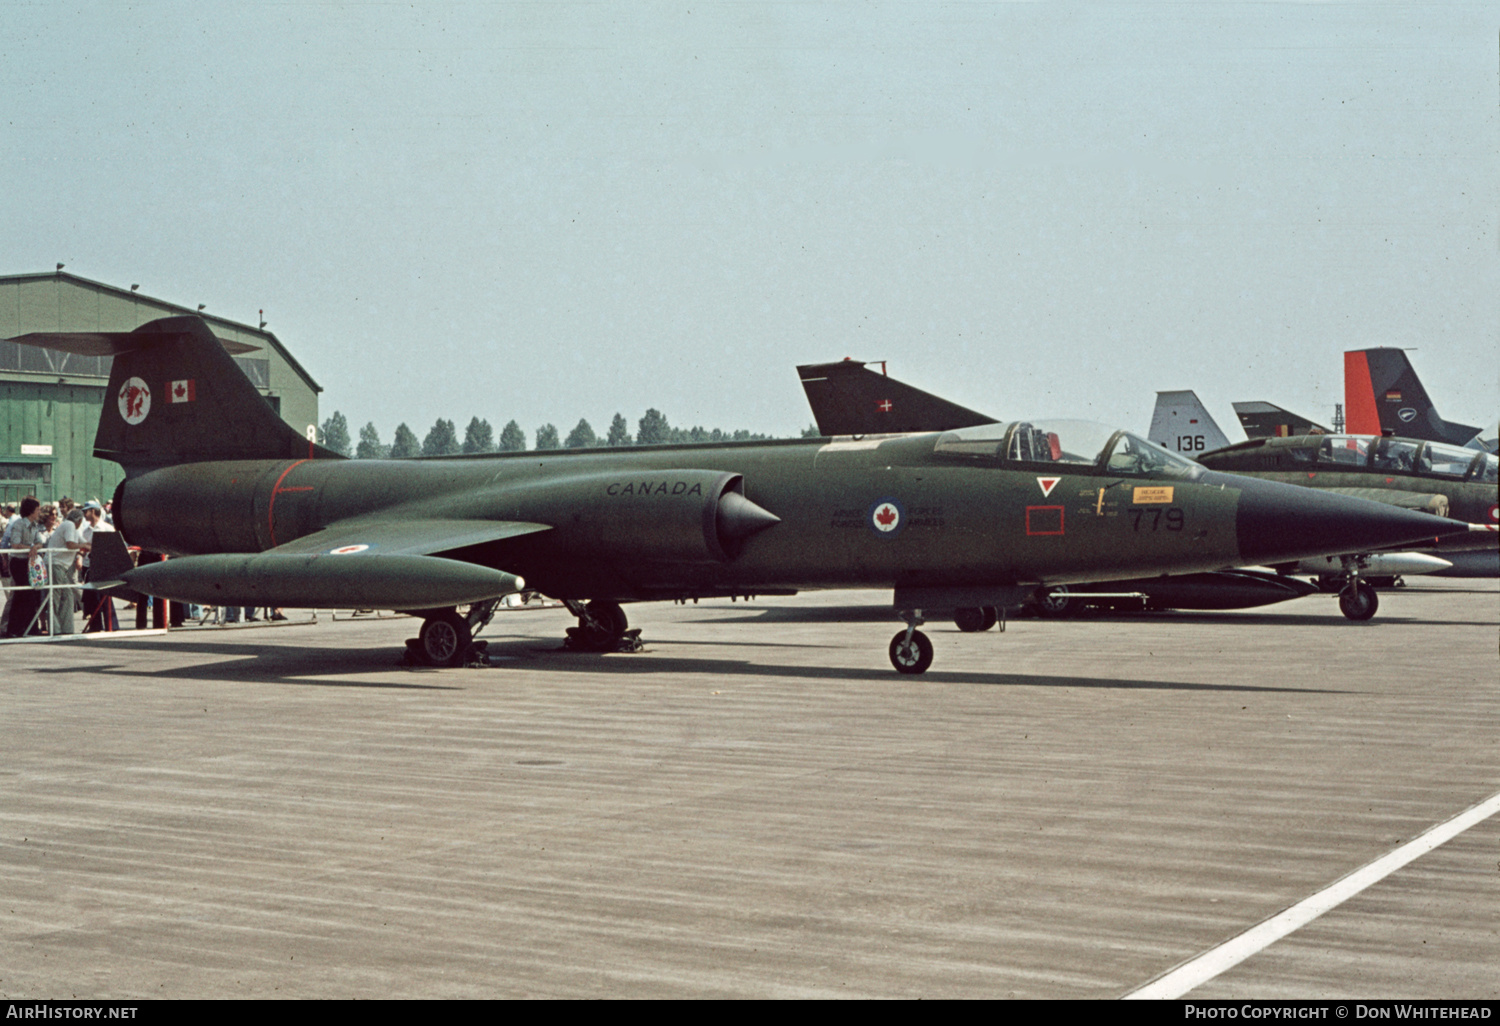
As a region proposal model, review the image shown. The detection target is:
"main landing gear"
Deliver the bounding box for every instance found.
[953,606,998,632]
[412,601,498,666]
[563,599,642,653]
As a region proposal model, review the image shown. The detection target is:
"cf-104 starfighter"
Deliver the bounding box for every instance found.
[801,358,1497,619]
[11,318,1469,672]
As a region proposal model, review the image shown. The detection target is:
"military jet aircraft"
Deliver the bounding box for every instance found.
[9,317,1468,672]
[798,360,1494,620]
[1150,391,1499,589]
[1191,432,1499,581]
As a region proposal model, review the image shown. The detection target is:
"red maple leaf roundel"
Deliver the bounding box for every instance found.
[869,498,902,534]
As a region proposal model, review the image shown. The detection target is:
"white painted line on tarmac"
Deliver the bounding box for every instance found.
[1123,789,1500,1000]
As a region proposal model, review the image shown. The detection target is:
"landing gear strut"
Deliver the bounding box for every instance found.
[889,610,934,674]
[409,600,498,666]
[1327,556,1380,622]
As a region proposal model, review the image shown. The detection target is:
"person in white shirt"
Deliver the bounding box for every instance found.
[40,508,84,635]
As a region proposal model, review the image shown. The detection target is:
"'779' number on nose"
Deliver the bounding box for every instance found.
[1130,507,1184,531]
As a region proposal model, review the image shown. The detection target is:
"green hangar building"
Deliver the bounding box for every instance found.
[0,271,322,506]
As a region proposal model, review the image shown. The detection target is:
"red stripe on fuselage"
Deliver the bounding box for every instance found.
[267,459,311,548]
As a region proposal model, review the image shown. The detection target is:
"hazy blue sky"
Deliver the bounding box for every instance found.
[5,2,1496,443]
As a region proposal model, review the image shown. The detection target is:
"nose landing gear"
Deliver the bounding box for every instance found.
[889,610,934,674]
[1338,579,1379,621]
[1327,556,1380,622]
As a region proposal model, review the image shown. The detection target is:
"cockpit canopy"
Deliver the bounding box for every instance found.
[934,420,1205,480]
[1270,435,1498,482]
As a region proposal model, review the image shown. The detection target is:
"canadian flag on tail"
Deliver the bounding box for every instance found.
[169,379,196,403]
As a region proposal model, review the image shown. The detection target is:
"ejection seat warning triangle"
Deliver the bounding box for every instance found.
[1036,477,1061,498]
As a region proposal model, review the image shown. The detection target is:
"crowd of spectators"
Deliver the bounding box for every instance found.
[0,495,287,636]
[0,496,121,636]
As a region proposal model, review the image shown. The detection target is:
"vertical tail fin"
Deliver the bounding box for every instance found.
[1345,348,1482,447]
[1231,400,1330,439]
[797,359,995,436]
[1147,391,1233,454]
[8,315,342,471]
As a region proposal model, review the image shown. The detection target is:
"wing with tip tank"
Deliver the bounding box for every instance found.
[118,519,550,610]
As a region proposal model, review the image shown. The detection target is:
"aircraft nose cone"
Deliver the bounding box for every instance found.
[1223,473,1469,565]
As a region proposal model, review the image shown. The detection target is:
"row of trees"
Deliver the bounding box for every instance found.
[318,410,810,458]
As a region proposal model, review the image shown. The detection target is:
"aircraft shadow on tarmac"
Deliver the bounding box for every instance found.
[699,606,1495,629]
[43,641,464,690]
[49,634,1357,694]
[477,640,1355,694]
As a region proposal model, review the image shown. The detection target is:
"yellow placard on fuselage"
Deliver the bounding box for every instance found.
[1132,486,1174,505]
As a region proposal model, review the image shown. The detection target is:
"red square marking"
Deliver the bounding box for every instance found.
[1026,505,1064,536]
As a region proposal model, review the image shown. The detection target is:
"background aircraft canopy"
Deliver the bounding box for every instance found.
[1424,442,1495,480]
[935,420,1203,479]
[1223,434,1498,481]
[1476,453,1499,484]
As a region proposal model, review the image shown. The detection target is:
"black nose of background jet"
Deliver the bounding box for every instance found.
[1216,472,1470,565]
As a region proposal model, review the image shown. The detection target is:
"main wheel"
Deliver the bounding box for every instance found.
[953,606,997,633]
[588,600,629,636]
[419,611,473,666]
[1035,586,1075,618]
[889,629,934,674]
[576,600,628,651]
[1338,581,1379,621]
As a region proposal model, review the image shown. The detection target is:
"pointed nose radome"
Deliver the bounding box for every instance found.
[1224,474,1470,565]
[717,490,780,554]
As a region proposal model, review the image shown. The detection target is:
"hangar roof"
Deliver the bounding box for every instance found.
[0,271,322,394]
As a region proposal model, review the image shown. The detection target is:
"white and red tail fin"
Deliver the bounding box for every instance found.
[9,315,343,472]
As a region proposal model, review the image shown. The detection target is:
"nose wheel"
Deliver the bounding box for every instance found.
[889,609,934,674]
[889,629,934,674]
[1338,580,1379,621]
